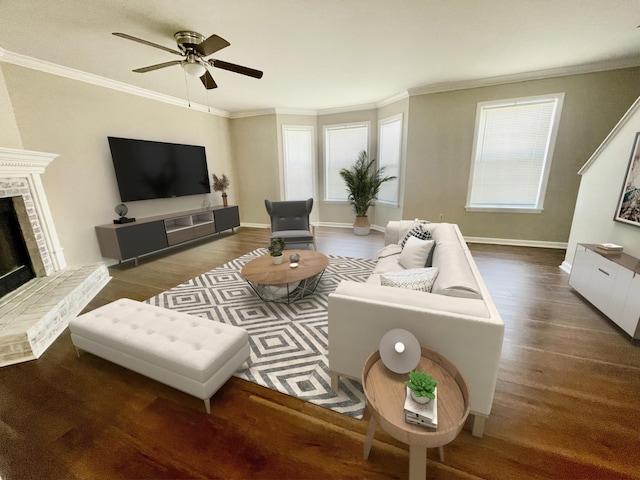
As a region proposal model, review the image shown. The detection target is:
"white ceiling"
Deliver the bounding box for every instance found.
[1,0,640,114]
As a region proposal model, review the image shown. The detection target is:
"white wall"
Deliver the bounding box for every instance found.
[565,96,640,266]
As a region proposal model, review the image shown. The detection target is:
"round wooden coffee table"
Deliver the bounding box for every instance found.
[362,346,471,480]
[240,249,329,303]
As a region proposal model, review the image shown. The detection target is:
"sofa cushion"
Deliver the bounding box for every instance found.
[399,236,435,269]
[373,244,402,274]
[431,242,482,299]
[400,222,433,248]
[380,267,439,292]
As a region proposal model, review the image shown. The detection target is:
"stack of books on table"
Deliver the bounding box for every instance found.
[404,386,438,428]
[596,243,623,252]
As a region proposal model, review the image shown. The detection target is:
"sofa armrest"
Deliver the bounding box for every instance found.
[328,281,504,418]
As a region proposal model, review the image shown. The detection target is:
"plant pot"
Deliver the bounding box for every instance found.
[272,255,284,265]
[353,216,370,236]
[411,391,431,404]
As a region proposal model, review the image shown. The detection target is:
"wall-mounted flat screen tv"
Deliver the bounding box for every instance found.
[108,137,211,202]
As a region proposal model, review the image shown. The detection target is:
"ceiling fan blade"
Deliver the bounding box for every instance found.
[210,59,263,79]
[133,60,182,73]
[200,70,218,89]
[112,32,182,56]
[195,34,230,57]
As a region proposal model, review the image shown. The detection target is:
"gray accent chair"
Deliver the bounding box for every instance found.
[265,198,316,250]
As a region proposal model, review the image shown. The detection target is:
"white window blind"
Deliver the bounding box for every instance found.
[377,114,402,205]
[467,93,564,212]
[282,125,314,200]
[324,123,369,201]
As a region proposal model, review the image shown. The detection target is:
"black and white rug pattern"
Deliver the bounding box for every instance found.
[146,249,375,419]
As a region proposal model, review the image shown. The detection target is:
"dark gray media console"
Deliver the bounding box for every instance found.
[95,205,240,265]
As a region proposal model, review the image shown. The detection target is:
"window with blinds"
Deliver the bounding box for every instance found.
[282,125,315,200]
[324,122,369,201]
[466,93,564,212]
[377,114,402,206]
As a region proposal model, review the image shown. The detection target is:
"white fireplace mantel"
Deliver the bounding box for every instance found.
[0,146,66,272]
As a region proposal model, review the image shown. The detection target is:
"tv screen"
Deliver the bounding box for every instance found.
[107,137,211,202]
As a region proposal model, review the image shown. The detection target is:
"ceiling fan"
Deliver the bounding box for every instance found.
[112,31,263,90]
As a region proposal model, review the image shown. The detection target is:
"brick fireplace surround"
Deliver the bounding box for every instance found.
[0,147,110,367]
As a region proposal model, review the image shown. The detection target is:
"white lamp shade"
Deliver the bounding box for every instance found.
[379,328,421,374]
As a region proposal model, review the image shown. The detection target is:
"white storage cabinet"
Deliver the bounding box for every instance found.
[569,244,640,339]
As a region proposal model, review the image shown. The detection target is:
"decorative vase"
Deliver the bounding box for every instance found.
[222,192,228,207]
[272,255,284,265]
[411,391,431,404]
[353,215,370,236]
[289,253,300,263]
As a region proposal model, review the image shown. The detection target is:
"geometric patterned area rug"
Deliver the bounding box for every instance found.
[146,248,375,419]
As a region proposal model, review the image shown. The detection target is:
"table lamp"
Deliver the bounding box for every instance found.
[379,328,421,374]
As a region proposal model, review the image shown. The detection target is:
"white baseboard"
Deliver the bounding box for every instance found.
[240,222,269,229]
[559,261,572,274]
[464,236,568,250]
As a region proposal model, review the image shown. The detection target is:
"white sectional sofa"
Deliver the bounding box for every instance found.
[328,221,504,437]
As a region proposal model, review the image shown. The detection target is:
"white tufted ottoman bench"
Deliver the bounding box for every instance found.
[69,298,251,414]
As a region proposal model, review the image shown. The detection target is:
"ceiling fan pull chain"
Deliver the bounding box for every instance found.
[183,70,191,107]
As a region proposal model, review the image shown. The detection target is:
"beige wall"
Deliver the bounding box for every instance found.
[230,114,279,225]
[405,68,640,243]
[0,65,23,148]
[3,64,233,266]
[565,97,640,265]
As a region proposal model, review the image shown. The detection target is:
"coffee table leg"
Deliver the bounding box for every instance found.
[409,444,427,480]
[363,417,377,460]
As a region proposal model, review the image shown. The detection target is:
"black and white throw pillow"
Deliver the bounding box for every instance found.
[400,223,432,248]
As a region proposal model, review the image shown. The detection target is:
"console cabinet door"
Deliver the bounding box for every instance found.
[214,206,240,232]
[587,254,617,315]
[620,274,640,337]
[117,221,168,259]
[569,245,593,294]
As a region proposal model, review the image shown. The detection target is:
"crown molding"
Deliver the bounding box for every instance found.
[0,48,230,118]
[317,103,378,116]
[377,91,409,108]
[274,108,318,116]
[408,57,640,97]
[228,108,277,119]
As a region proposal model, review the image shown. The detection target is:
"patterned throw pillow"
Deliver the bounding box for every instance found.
[400,223,433,248]
[380,267,440,292]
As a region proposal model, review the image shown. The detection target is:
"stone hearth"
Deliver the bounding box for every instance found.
[0,147,110,367]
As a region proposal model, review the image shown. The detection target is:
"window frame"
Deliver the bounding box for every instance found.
[465,92,565,213]
[323,121,370,203]
[282,124,316,201]
[376,113,403,207]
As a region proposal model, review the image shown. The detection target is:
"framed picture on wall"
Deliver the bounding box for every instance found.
[614,132,640,227]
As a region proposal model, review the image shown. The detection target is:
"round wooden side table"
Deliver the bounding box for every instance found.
[362,346,471,480]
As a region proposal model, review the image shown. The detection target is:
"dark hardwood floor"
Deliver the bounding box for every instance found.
[1,226,639,479]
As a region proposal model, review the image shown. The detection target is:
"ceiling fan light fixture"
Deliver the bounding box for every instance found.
[182,56,206,77]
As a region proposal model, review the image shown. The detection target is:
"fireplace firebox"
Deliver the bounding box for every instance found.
[0,197,35,298]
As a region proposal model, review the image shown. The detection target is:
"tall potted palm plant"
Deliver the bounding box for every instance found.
[339,150,396,235]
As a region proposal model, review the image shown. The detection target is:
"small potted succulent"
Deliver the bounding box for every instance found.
[269,237,286,264]
[406,370,438,404]
[211,173,230,207]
